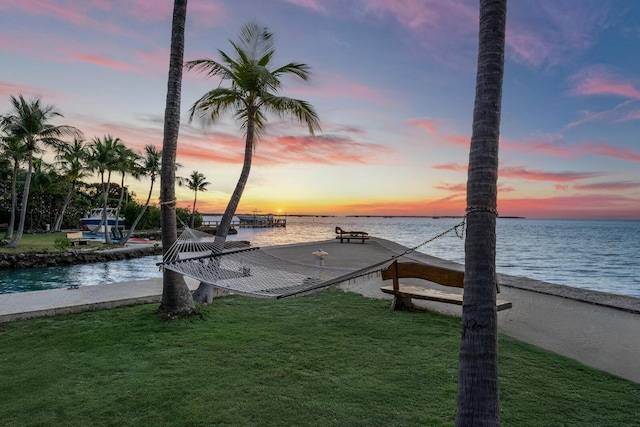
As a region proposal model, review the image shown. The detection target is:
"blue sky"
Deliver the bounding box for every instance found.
[1,0,639,219]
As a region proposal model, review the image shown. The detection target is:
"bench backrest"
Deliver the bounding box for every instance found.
[66,232,84,239]
[381,260,464,290]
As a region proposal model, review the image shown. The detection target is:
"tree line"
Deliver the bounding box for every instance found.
[0,96,208,247]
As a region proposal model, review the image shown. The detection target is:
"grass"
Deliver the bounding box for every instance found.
[0,232,110,253]
[0,290,638,426]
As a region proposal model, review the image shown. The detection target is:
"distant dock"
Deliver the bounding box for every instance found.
[202,213,287,229]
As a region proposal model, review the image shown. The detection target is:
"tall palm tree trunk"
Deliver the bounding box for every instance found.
[3,161,19,240]
[101,172,113,244]
[7,151,34,248]
[190,191,198,228]
[456,1,507,426]
[54,182,76,232]
[192,115,255,304]
[158,0,196,318]
[119,179,155,245]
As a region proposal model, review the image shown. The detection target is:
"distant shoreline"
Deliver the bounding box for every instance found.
[202,213,527,219]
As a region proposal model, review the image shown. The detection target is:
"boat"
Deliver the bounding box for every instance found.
[80,208,125,234]
[237,213,274,226]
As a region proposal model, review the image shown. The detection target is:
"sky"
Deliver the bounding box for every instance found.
[1,0,639,220]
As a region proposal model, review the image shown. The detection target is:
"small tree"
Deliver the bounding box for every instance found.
[185,170,210,228]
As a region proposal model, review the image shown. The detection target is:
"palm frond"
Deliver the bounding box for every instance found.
[261,95,321,135]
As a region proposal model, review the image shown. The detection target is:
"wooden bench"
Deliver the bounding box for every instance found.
[380,260,512,312]
[66,232,90,246]
[335,226,369,243]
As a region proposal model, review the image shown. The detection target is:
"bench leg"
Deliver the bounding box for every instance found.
[391,295,413,311]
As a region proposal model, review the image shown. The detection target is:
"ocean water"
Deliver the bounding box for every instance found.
[1,216,638,298]
[226,216,640,298]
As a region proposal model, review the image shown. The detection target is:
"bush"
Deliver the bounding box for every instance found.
[54,237,71,252]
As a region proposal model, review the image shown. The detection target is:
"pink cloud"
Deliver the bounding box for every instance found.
[507,1,616,69]
[256,134,393,166]
[10,0,94,26]
[67,53,138,72]
[502,133,640,163]
[406,118,438,134]
[0,82,67,107]
[502,134,574,158]
[499,194,640,220]
[572,181,640,191]
[570,66,640,99]
[580,142,640,162]
[500,167,602,183]
[292,71,387,105]
[614,108,640,123]
[285,0,327,14]
[407,117,469,147]
[361,0,477,69]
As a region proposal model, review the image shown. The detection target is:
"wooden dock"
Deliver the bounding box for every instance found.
[202,215,286,229]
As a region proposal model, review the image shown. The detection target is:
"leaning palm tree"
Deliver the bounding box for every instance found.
[53,138,90,232]
[456,1,507,425]
[4,95,82,248]
[185,170,210,228]
[158,0,196,318]
[0,132,28,239]
[87,135,123,244]
[119,145,162,245]
[186,21,321,303]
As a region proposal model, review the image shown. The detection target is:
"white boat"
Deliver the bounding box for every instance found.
[237,213,274,226]
[80,208,125,234]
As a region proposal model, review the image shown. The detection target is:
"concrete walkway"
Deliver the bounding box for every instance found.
[1,237,639,383]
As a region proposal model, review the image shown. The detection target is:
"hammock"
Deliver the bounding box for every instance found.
[158,221,465,299]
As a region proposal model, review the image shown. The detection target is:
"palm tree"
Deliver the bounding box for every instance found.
[456,1,507,425]
[29,158,56,231]
[158,0,196,318]
[186,21,320,303]
[53,138,89,232]
[185,170,210,228]
[0,132,28,240]
[113,144,138,239]
[4,95,82,248]
[87,135,123,244]
[119,145,162,245]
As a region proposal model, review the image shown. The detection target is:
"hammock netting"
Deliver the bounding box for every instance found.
[158,221,465,299]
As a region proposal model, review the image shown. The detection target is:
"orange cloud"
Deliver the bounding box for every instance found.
[432,163,466,172]
[434,182,466,192]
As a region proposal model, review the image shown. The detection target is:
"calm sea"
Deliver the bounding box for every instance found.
[1,216,638,298]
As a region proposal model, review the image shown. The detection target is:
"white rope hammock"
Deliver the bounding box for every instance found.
[158,221,465,299]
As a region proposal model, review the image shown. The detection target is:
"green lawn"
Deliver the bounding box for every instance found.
[0,290,638,426]
[0,232,104,253]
